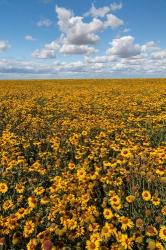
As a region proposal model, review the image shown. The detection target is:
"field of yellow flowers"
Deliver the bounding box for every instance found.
[0,79,166,250]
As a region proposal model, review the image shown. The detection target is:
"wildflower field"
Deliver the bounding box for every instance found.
[0,79,166,250]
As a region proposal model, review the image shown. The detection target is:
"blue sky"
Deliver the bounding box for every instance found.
[0,0,166,78]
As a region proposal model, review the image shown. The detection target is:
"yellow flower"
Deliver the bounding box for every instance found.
[68,162,75,170]
[63,218,77,230]
[28,196,38,208]
[0,182,8,193]
[151,196,160,206]
[147,239,156,250]
[161,206,166,215]
[103,208,113,220]
[120,148,132,158]
[120,234,134,250]
[88,223,99,232]
[3,199,13,210]
[155,241,164,250]
[120,217,134,231]
[15,183,25,193]
[86,240,100,250]
[156,167,165,176]
[109,190,116,197]
[77,168,86,181]
[108,223,117,235]
[82,130,87,136]
[101,223,111,239]
[40,196,49,205]
[90,232,101,242]
[110,195,121,205]
[27,238,38,250]
[134,231,143,244]
[126,195,135,203]
[23,220,35,238]
[146,225,158,237]
[16,207,27,219]
[147,240,164,250]
[142,190,151,201]
[34,186,45,195]
[111,202,122,211]
[159,226,166,241]
[103,161,112,167]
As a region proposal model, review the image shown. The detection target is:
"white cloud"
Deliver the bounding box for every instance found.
[144,41,157,48]
[107,36,141,58]
[24,35,36,41]
[110,2,123,11]
[37,18,52,27]
[85,55,117,64]
[151,49,166,59]
[85,3,122,18]
[85,55,109,64]
[53,5,124,55]
[33,5,124,58]
[104,14,124,29]
[0,40,10,52]
[44,40,60,50]
[3,3,166,78]
[1,44,166,78]
[55,5,104,45]
[60,44,97,55]
[32,48,56,59]
[0,58,107,76]
[141,41,158,52]
[85,4,110,18]
[32,40,60,59]
[55,5,73,32]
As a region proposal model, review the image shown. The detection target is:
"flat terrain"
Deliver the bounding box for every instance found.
[0,79,166,249]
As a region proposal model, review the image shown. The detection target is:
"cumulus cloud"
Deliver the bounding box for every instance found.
[24,35,36,41]
[85,2,122,18]
[44,40,60,50]
[85,55,117,64]
[104,14,124,29]
[110,2,123,11]
[60,44,97,55]
[0,40,10,52]
[82,37,166,76]
[85,4,110,18]
[0,59,56,74]
[1,43,166,78]
[32,48,56,59]
[50,5,124,55]
[55,5,104,45]
[37,18,52,27]
[3,3,166,78]
[0,58,108,77]
[32,40,60,59]
[107,36,141,58]
[141,41,158,52]
[151,49,166,59]
[32,5,125,58]
[55,5,124,45]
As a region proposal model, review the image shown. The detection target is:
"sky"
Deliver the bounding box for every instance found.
[0,0,166,79]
